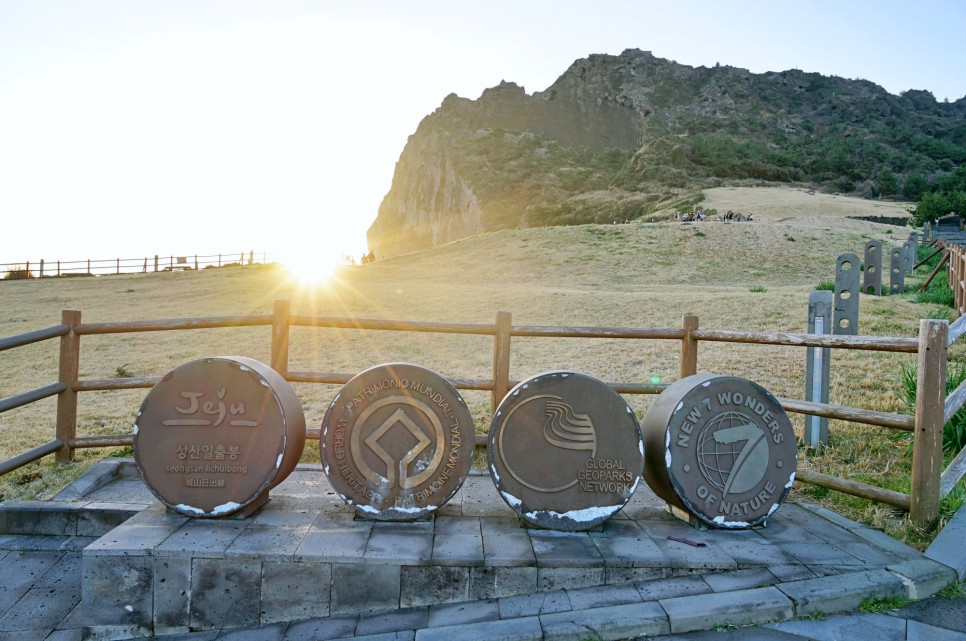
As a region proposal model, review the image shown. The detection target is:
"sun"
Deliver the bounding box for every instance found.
[282,256,338,286]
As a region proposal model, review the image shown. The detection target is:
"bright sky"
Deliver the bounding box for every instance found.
[1,0,964,271]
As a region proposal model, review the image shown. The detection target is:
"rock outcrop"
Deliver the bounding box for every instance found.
[368,49,966,259]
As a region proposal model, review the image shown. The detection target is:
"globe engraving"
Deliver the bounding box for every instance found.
[696,411,769,497]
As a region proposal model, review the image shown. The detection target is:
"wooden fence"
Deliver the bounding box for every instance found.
[3,299,966,527]
[0,251,268,279]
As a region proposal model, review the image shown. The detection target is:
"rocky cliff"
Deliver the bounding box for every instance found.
[368,49,966,259]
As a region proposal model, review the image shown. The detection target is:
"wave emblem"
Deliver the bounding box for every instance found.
[499,394,597,493]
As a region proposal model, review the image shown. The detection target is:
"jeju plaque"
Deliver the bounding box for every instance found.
[642,373,796,529]
[488,371,644,531]
[320,363,474,520]
[133,356,306,518]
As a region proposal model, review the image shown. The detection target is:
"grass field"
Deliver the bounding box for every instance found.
[1,186,961,547]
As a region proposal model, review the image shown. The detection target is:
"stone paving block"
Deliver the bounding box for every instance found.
[660,586,793,634]
[365,529,433,565]
[653,534,738,570]
[0,586,80,633]
[589,520,668,568]
[153,556,190,632]
[225,524,311,561]
[529,531,603,568]
[715,536,796,568]
[344,632,416,641]
[81,553,153,627]
[432,535,483,566]
[189,557,261,630]
[32,551,80,591]
[702,567,777,593]
[84,515,186,556]
[249,508,319,529]
[537,567,604,593]
[0,502,76,536]
[635,574,712,602]
[782,541,866,568]
[400,566,469,608]
[331,563,401,616]
[0,551,63,596]
[50,459,121,501]
[648,628,807,640]
[834,540,903,567]
[215,622,286,641]
[434,516,481,536]
[260,561,331,624]
[888,595,966,633]
[777,504,869,546]
[906,619,966,641]
[356,606,428,636]
[414,616,542,641]
[282,615,357,641]
[775,568,906,615]
[499,590,572,619]
[926,504,966,581]
[157,521,247,558]
[540,601,669,640]
[604,567,665,584]
[75,506,138,537]
[482,535,535,567]
[480,517,528,538]
[427,598,500,627]
[752,515,826,546]
[44,629,85,641]
[565,583,642,610]
[468,566,537,601]
[767,563,817,583]
[295,521,371,563]
[766,611,906,641]
[887,558,959,600]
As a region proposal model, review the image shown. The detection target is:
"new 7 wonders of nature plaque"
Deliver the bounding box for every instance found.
[488,371,645,531]
[134,357,306,518]
[320,363,474,520]
[642,373,797,528]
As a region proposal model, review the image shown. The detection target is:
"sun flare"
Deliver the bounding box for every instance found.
[283,257,337,286]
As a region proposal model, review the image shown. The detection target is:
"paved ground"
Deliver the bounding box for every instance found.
[0,460,963,640]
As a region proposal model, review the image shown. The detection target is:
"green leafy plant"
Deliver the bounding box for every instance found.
[749,285,767,293]
[816,280,835,291]
[115,364,135,378]
[900,362,966,453]
[858,595,910,613]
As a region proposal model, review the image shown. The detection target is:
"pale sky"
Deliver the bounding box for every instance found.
[1,0,964,272]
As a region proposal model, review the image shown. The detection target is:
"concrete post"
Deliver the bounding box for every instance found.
[805,292,832,448]
[834,253,860,335]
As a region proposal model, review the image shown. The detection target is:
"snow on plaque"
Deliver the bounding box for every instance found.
[133,356,305,518]
[487,371,645,531]
[642,373,797,528]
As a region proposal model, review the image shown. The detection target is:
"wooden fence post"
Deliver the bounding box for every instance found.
[271,300,291,376]
[154,255,159,272]
[39,259,44,278]
[911,318,947,527]
[680,314,699,379]
[492,311,512,413]
[56,310,81,464]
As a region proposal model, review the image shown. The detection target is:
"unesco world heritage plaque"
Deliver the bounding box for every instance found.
[134,357,306,518]
[642,374,796,529]
[320,363,474,520]
[488,371,645,531]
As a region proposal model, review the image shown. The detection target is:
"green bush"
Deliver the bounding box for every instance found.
[816,280,836,291]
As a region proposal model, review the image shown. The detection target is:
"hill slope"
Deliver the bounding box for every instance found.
[368,49,963,258]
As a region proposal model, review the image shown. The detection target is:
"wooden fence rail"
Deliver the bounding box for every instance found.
[0,300,956,526]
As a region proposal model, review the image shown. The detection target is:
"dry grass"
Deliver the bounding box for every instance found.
[0,187,954,546]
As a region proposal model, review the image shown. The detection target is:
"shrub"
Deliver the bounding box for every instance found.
[816,280,836,291]
[3,266,34,280]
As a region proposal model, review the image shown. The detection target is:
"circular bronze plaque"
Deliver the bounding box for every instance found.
[320,363,474,520]
[134,357,306,518]
[488,371,644,531]
[642,373,797,528]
